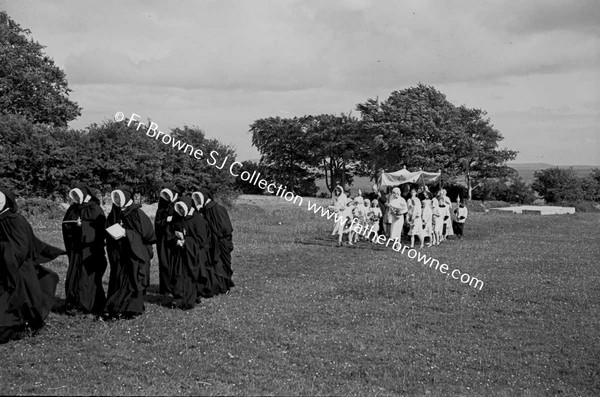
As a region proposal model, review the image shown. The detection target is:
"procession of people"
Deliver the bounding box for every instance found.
[2,173,465,344]
[0,184,235,343]
[331,183,468,248]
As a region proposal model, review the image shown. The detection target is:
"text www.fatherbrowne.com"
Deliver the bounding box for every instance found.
[115,111,484,291]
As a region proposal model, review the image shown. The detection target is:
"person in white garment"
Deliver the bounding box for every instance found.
[388,187,407,242]
[421,193,434,247]
[330,185,348,236]
[407,188,424,248]
[440,189,454,238]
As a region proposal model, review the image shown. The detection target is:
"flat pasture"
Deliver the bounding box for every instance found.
[1,195,599,395]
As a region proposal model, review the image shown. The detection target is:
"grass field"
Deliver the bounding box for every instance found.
[1,194,599,395]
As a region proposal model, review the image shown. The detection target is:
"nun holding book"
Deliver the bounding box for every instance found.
[62,184,107,314]
[104,186,156,319]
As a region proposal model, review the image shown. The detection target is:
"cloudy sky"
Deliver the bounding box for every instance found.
[3,0,599,165]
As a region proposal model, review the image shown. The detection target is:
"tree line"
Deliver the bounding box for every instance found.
[2,10,598,208]
[250,84,518,200]
[0,113,238,203]
[1,11,237,204]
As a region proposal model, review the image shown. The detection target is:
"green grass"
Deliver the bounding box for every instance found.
[1,195,599,395]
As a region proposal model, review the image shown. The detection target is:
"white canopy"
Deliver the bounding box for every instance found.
[378,168,441,188]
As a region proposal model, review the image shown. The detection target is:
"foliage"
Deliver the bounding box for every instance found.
[304,113,360,193]
[452,106,517,199]
[250,116,319,196]
[0,112,76,197]
[0,114,238,202]
[355,85,516,199]
[443,183,469,202]
[474,174,535,204]
[532,167,586,203]
[0,11,81,127]
[16,197,65,220]
[234,161,266,194]
[156,125,238,203]
[356,83,458,176]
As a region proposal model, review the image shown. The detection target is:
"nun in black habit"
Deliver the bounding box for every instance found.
[104,186,156,318]
[170,196,210,309]
[154,184,180,295]
[191,188,235,296]
[0,187,65,343]
[62,184,107,314]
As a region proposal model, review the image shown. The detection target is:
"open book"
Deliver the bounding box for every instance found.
[106,223,126,240]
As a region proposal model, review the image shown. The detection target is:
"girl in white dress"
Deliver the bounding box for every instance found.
[368,200,382,239]
[421,193,433,247]
[331,185,348,236]
[336,201,354,246]
[407,189,423,248]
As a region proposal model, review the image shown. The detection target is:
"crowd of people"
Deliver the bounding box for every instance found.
[330,184,468,248]
[0,184,234,344]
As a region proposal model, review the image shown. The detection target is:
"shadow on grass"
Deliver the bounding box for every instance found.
[145,284,174,307]
[51,297,70,314]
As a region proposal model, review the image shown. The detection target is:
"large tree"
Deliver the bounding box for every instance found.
[0,11,81,126]
[451,106,517,200]
[304,113,361,193]
[532,167,583,203]
[250,116,318,195]
[356,84,516,198]
[355,83,458,178]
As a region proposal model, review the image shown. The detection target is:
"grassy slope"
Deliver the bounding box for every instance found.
[1,196,599,396]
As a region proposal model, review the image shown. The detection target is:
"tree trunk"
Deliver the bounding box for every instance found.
[341,160,346,190]
[466,173,473,201]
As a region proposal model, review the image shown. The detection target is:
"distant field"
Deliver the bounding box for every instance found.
[1,194,599,395]
[314,164,599,194]
[508,163,597,184]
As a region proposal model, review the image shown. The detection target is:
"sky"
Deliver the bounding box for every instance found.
[2,0,599,165]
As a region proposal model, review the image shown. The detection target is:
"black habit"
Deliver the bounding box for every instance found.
[192,188,234,296]
[0,188,64,343]
[154,184,180,295]
[62,184,107,313]
[170,197,210,309]
[105,187,156,317]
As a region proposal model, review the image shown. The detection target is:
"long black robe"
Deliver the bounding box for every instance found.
[0,191,64,343]
[155,198,177,295]
[105,204,156,316]
[201,201,235,295]
[62,197,107,313]
[170,202,209,309]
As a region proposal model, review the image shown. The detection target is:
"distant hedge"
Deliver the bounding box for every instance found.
[0,113,239,204]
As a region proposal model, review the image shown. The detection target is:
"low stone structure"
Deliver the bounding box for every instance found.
[490,205,576,215]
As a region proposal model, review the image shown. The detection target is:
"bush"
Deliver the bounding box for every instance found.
[0,115,240,203]
[532,168,583,203]
[562,200,600,213]
[234,161,266,195]
[443,183,468,202]
[474,176,535,204]
[16,197,65,220]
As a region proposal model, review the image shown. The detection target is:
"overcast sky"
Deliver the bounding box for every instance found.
[3,0,599,165]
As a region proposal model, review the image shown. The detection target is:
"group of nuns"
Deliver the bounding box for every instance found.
[0,183,234,343]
